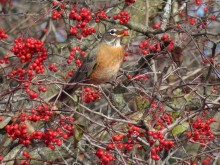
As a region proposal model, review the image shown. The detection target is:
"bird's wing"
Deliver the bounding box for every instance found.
[50,45,100,102]
[68,46,99,84]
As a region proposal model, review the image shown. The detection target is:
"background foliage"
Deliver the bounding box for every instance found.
[0,0,220,164]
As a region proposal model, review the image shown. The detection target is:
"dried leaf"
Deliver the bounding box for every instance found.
[0,117,11,129]
[171,46,183,66]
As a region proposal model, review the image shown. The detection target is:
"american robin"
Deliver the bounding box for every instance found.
[50,25,128,102]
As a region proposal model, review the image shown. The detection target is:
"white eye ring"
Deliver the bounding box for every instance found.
[109,29,117,35]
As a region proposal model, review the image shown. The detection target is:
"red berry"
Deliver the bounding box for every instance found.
[204,7,208,12]
[141,49,148,55]
[211,15,216,20]
[124,30,129,36]
[153,24,160,29]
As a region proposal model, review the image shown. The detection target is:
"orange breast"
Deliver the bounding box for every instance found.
[89,43,124,84]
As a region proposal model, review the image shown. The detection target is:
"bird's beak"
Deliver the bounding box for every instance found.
[116,27,129,37]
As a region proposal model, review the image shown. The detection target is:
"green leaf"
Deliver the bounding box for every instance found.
[73,124,85,148]
[135,96,150,111]
[172,112,181,119]
[173,89,182,96]
[71,94,78,102]
[168,158,177,164]
[172,122,189,135]
[172,98,179,107]
[184,93,193,102]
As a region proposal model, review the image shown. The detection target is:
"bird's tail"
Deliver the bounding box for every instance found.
[48,85,79,103]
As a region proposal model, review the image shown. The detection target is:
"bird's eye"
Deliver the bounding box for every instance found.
[109,29,116,35]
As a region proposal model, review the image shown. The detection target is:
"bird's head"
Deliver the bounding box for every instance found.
[102,26,129,47]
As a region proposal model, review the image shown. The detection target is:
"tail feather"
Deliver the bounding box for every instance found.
[48,85,79,103]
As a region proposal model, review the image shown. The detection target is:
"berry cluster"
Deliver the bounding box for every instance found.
[69,7,91,23]
[70,26,96,38]
[113,12,130,24]
[127,73,151,85]
[6,123,31,145]
[25,88,39,99]
[166,40,174,52]
[201,57,215,65]
[161,33,171,42]
[202,157,213,165]
[186,118,216,145]
[51,1,65,19]
[95,10,109,23]
[67,46,83,67]
[10,37,47,80]
[0,28,8,40]
[21,160,29,165]
[189,17,196,25]
[38,86,47,92]
[81,87,101,103]
[52,10,63,19]
[153,113,173,130]
[29,104,53,122]
[95,120,175,163]
[40,129,63,149]
[8,37,48,99]
[6,116,74,149]
[0,55,9,64]
[127,124,142,138]
[11,37,46,63]
[148,102,173,130]
[69,7,96,38]
[125,0,136,5]
[95,124,143,164]
[81,27,96,37]
[21,151,30,165]
[138,40,149,54]
[52,0,65,8]
[24,81,47,99]
[23,82,46,98]
[138,40,162,55]
[75,59,83,67]
[148,131,174,160]
[58,116,74,139]
[97,125,142,163]
[49,63,58,72]
[198,19,208,29]
[9,67,26,80]
[138,34,175,55]
[134,74,150,81]
[106,136,139,152]
[67,46,80,63]
[96,148,114,165]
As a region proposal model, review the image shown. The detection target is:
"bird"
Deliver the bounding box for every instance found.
[49,25,128,102]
